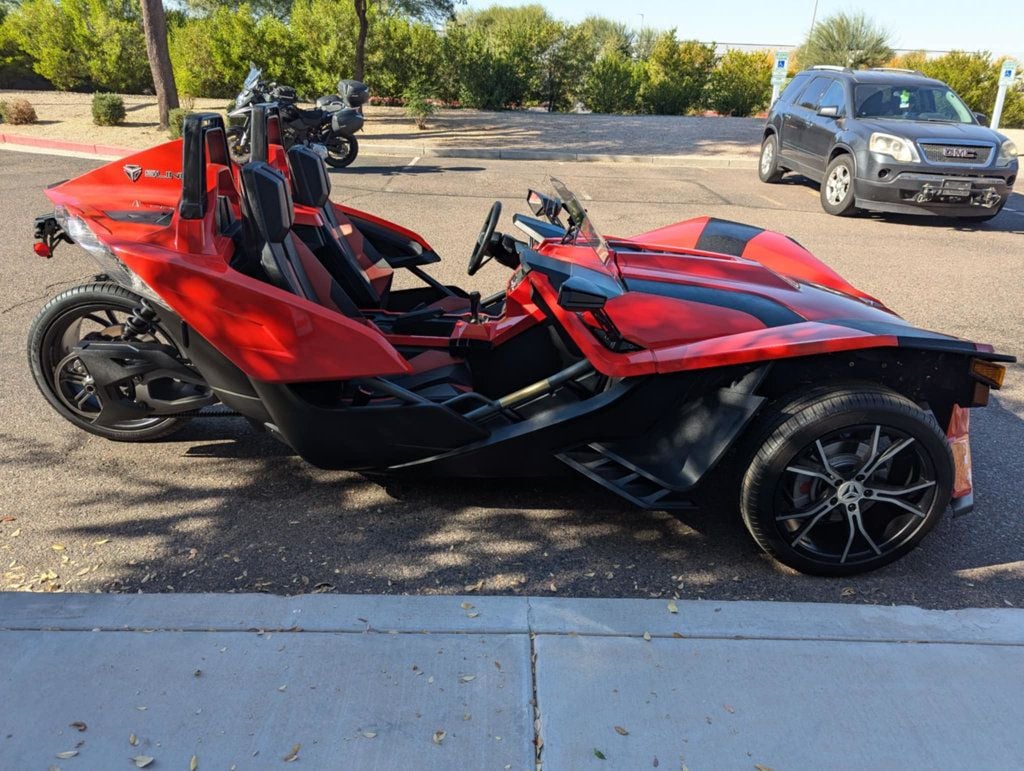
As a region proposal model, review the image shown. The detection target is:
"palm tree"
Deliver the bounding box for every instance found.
[797,12,894,70]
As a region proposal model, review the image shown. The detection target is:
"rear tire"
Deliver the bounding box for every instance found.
[820,154,858,216]
[758,134,784,183]
[739,385,953,576]
[325,134,358,168]
[27,282,188,442]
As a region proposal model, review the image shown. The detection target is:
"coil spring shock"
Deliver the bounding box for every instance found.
[121,299,158,341]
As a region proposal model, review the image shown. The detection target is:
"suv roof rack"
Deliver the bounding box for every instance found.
[869,67,924,75]
[810,65,850,72]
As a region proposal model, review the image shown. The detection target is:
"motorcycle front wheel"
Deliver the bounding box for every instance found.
[324,134,358,168]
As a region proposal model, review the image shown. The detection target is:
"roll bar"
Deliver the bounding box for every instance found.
[179,112,230,221]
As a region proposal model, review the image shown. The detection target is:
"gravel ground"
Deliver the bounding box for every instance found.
[0,88,764,156]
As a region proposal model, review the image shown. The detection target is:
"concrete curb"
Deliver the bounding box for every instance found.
[0,132,758,168]
[0,131,133,159]
[3,593,1023,645]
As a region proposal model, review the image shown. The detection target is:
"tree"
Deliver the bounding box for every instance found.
[796,12,893,69]
[583,51,639,113]
[354,0,456,82]
[638,32,716,115]
[140,0,178,128]
[706,49,772,116]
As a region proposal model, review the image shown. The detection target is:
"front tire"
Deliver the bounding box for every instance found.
[27,282,188,442]
[758,134,784,183]
[325,133,358,168]
[740,385,953,576]
[820,154,858,216]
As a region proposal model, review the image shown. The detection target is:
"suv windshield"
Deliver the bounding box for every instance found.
[854,83,974,123]
[549,177,610,264]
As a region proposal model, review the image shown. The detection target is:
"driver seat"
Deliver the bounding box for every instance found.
[285,144,472,315]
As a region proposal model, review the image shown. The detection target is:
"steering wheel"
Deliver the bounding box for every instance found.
[467,201,502,276]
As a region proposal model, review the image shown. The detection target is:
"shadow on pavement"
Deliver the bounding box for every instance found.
[2,384,1022,609]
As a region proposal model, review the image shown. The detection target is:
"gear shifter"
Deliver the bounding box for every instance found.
[469,291,482,324]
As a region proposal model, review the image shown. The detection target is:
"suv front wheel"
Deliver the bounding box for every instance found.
[821,154,858,216]
[758,135,785,183]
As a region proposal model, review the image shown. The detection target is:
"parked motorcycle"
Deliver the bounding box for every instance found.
[228,65,367,167]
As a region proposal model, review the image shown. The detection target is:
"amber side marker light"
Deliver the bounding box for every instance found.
[970,359,1006,389]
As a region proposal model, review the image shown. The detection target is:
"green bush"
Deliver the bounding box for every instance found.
[5,0,150,92]
[91,92,125,126]
[168,107,191,139]
[638,34,716,114]
[169,3,299,100]
[706,49,773,116]
[0,97,37,124]
[403,82,437,129]
[582,52,639,113]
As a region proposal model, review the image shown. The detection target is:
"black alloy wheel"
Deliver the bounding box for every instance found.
[741,386,953,575]
[27,282,195,441]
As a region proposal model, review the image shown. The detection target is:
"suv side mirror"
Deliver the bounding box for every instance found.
[557,276,608,312]
[973,111,989,125]
[817,105,839,118]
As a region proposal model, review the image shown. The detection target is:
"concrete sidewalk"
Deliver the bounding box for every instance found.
[2,594,1023,769]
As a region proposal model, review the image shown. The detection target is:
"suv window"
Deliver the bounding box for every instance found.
[854,83,973,123]
[779,73,812,104]
[817,81,846,115]
[798,77,832,110]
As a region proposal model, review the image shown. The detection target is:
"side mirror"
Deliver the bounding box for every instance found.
[817,105,839,118]
[557,276,608,312]
[973,111,989,125]
[526,189,562,220]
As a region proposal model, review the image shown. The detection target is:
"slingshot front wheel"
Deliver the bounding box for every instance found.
[740,386,953,576]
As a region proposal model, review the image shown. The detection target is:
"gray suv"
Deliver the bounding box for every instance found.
[760,67,1018,219]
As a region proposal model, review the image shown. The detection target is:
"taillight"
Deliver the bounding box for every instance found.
[33,242,52,258]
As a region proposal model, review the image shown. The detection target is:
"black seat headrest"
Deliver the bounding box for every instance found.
[179,112,229,221]
[287,145,331,208]
[240,162,293,244]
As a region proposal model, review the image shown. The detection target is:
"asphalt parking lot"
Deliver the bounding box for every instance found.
[1,148,1022,608]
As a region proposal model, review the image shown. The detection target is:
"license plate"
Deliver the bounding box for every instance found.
[941,180,972,195]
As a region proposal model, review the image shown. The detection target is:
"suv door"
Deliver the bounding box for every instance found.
[803,80,848,175]
[785,76,832,170]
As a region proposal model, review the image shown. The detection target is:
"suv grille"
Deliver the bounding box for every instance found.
[919,142,993,165]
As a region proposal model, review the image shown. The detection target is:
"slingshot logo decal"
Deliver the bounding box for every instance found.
[123,164,143,182]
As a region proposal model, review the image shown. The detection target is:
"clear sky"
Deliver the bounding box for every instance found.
[462,0,1024,59]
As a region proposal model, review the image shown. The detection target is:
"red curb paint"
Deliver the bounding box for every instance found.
[0,132,133,157]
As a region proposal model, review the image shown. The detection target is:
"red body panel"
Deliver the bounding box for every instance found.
[43,139,996,388]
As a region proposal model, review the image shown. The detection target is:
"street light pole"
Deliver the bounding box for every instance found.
[809,0,820,31]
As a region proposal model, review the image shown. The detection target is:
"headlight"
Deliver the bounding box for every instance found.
[869,132,920,163]
[996,139,1018,166]
[56,207,163,304]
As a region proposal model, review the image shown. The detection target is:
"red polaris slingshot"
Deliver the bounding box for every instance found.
[29,109,1013,575]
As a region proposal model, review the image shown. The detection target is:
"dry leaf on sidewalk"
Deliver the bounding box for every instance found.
[614,726,628,735]
[132,757,154,768]
[55,751,78,759]
[667,601,678,614]
[432,730,446,745]
[190,754,198,770]
[69,721,87,732]
[283,744,301,762]
[642,631,652,641]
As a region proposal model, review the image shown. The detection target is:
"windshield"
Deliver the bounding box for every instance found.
[243,64,261,90]
[549,177,610,264]
[854,83,974,123]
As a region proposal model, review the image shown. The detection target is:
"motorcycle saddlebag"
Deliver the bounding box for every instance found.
[331,107,365,134]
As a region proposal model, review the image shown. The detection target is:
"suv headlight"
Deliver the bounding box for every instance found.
[996,139,1018,166]
[869,132,920,163]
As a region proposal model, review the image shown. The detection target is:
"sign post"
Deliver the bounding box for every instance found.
[771,51,790,105]
[991,60,1017,130]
